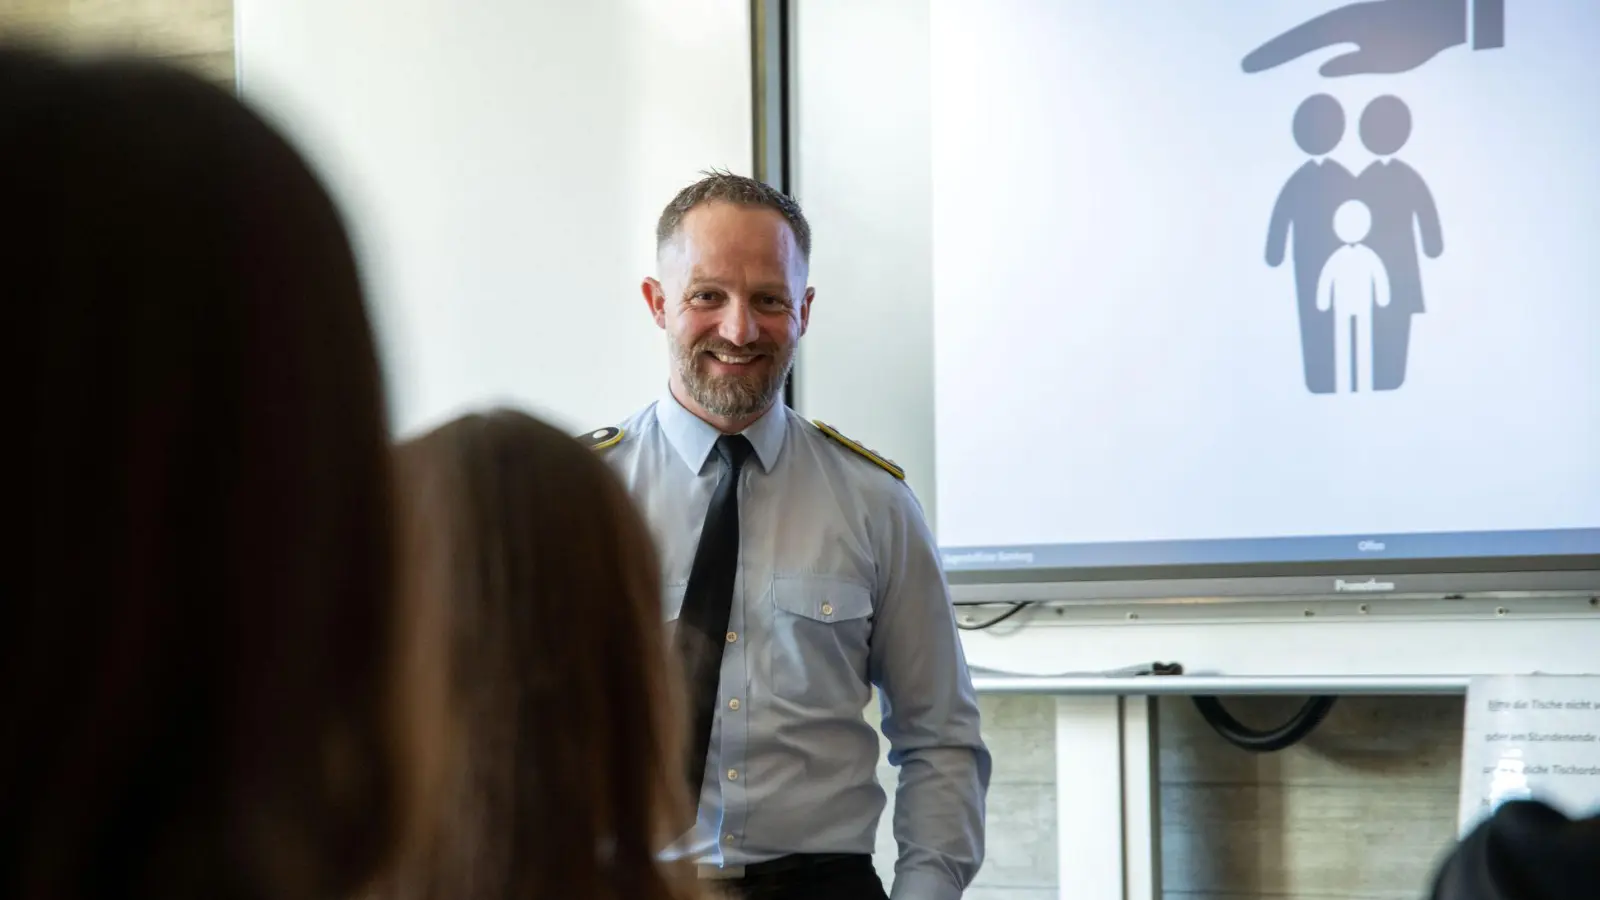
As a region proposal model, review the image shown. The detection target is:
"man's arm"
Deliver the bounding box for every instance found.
[1317,255,1336,312]
[1265,181,1295,268]
[867,485,992,900]
[1471,0,1504,51]
[1411,171,1445,259]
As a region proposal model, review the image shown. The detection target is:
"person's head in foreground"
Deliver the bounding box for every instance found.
[1,45,437,900]
[1428,798,1600,900]
[642,171,814,434]
[390,409,702,900]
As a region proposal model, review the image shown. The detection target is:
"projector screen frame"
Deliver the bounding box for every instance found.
[751,0,798,411]
[781,0,1600,610]
[948,556,1600,606]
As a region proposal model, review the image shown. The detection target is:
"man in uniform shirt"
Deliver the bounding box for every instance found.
[584,172,989,900]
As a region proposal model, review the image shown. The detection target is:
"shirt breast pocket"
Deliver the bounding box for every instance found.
[769,575,874,704]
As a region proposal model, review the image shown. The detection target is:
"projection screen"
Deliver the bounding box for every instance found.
[796,0,1600,601]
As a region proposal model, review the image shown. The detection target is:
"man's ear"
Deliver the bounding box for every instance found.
[798,286,815,337]
[642,277,667,330]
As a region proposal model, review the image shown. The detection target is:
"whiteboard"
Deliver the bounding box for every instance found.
[926,0,1600,569]
[957,601,1600,680]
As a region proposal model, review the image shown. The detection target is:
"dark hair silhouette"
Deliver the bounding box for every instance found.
[1293,93,1346,155]
[1,46,412,900]
[1360,95,1412,155]
[388,410,703,900]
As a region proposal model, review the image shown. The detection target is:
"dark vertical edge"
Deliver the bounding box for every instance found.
[750,0,770,185]
[751,0,798,410]
[776,0,792,194]
[749,0,790,193]
[777,0,795,410]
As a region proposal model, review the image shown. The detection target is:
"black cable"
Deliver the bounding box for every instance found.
[956,602,1034,631]
[1191,695,1338,753]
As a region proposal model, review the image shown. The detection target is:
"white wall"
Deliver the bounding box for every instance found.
[235,0,753,437]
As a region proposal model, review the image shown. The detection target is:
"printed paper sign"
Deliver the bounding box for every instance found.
[1459,675,1600,835]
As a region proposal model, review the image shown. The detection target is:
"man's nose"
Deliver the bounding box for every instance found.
[716,299,760,346]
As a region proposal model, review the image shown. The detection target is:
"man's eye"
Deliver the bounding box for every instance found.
[692,291,719,302]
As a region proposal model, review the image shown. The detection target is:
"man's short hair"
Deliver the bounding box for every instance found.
[655,170,812,260]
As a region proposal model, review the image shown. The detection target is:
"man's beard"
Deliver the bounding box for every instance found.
[673,336,793,420]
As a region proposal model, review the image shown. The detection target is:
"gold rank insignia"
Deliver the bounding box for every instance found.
[812,421,905,480]
[577,426,623,451]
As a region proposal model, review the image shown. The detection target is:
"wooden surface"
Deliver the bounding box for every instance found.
[1159,695,1465,900]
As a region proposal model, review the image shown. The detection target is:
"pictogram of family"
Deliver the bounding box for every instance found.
[1267,93,1442,394]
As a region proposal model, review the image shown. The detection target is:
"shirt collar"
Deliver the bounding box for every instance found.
[657,387,787,475]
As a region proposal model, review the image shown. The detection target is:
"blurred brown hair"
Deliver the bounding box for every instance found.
[1,46,414,899]
[390,409,704,900]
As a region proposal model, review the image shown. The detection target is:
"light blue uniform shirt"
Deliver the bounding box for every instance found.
[603,392,991,900]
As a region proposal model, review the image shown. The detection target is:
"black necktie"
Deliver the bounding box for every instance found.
[673,434,754,818]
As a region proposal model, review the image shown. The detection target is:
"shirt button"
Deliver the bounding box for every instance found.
[727,769,739,781]
[821,603,834,616]
[724,833,736,844]
[726,631,737,643]
[728,698,740,710]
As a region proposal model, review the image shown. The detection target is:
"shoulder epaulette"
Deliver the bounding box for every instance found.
[812,420,905,480]
[576,426,623,451]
